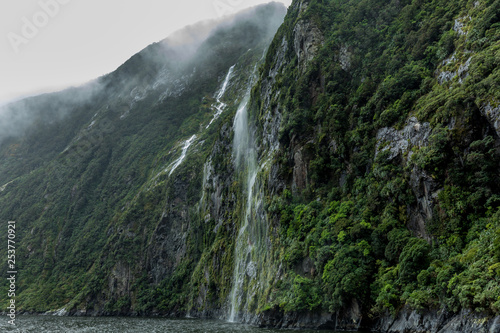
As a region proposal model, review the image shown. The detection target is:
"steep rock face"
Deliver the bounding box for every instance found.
[191,122,237,314]
[0,3,288,315]
[293,19,325,73]
[2,0,500,330]
[377,117,437,240]
[481,102,500,137]
[253,300,363,330]
[408,168,439,241]
[292,149,308,191]
[338,45,353,72]
[200,122,238,236]
[239,0,500,329]
[375,308,500,333]
[147,180,193,285]
[108,262,133,301]
[258,31,290,197]
[376,118,432,161]
[435,11,473,86]
[437,53,472,85]
[260,0,322,195]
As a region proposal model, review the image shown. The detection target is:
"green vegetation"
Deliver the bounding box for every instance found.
[0,0,499,325]
[0,3,284,314]
[245,0,500,319]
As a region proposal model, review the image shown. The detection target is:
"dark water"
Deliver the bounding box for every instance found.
[1,316,364,333]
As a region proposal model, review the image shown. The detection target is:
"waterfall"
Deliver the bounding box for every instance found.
[165,65,234,178]
[207,65,235,129]
[228,67,268,323]
[167,134,197,176]
[229,95,255,322]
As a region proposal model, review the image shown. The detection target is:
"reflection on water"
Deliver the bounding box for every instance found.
[1,316,359,333]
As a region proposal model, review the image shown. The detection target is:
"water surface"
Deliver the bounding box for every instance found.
[1,316,366,333]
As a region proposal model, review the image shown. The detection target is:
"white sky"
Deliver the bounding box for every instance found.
[0,0,291,105]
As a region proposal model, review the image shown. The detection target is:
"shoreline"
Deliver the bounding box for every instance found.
[3,307,500,332]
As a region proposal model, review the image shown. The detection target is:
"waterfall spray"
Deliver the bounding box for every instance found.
[229,93,256,322]
[228,64,269,322]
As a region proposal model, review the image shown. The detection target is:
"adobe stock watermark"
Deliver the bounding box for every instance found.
[7,0,72,54]
[6,221,17,326]
[213,0,245,18]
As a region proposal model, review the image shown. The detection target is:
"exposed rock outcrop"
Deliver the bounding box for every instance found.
[292,148,308,191]
[481,102,500,137]
[376,117,432,161]
[108,261,133,299]
[251,299,363,330]
[293,19,324,72]
[437,54,472,85]
[374,308,500,333]
[377,117,438,240]
[339,45,353,71]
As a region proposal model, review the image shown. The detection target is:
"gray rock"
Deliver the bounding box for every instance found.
[292,148,308,192]
[481,103,500,137]
[339,45,352,71]
[377,117,436,240]
[437,52,472,85]
[376,117,431,161]
[293,19,324,73]
[490,316,500,333]
[454,18,467,36]
[375,308,500,333]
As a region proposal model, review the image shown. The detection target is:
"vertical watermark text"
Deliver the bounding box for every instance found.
[6,221,17,326]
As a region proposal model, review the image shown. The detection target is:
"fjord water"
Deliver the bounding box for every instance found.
[1,316,357,333]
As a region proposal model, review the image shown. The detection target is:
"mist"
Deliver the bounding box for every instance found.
[0,2,286,147]
[0,82,103,146]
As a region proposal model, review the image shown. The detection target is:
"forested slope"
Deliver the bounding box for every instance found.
[1,0,500,331]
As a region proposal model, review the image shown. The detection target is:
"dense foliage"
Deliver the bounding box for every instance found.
[249,0,500,319]
[0,0,499,324]
[0,3,285,313]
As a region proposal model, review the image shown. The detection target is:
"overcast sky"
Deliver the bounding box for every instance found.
[0,0,291,105]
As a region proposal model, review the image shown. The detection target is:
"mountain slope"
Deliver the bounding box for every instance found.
[241,0,500,329]
[1,0,500,331]
[0,2,286,315]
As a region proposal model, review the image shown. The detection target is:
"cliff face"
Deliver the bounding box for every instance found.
[0,2,287,317]
[1,0,500,332]
[228,0,500,329]
[374,308,500,333]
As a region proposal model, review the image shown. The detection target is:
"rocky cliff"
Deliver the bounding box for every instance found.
[1,0,500,332]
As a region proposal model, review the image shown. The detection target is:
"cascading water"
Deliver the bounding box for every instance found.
[165,65,234,179]
[168,134,197,176]
[207,65,235,129]
[229,93,255,322]
[228,67,269,323]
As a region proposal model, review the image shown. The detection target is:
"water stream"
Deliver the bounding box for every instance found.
[165,65,235,178]
[228,66,267,322]
[168,134,197,176]
[207,65,235,129]
[229,97,257,323]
